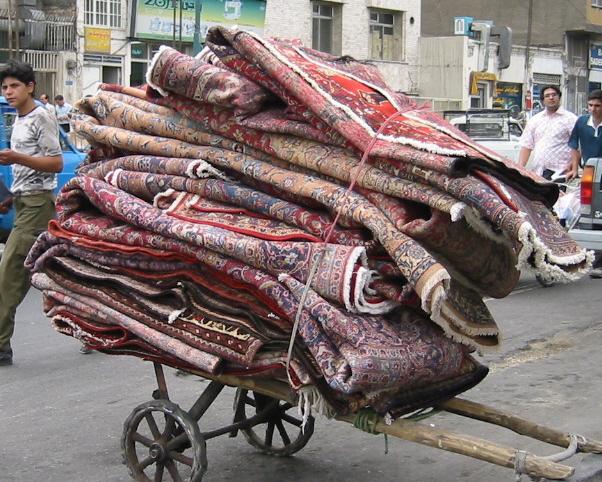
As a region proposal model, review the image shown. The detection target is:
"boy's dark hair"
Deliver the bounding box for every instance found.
[54,94,64,101]
[588,89,602,101]
[539,85,561,102]
[0,60,36,94]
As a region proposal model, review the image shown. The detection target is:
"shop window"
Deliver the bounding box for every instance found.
[312,2,342,55]
[369,9,403,61]
[85,0,122,28]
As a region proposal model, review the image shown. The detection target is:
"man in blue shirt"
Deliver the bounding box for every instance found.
[568,89,602,173]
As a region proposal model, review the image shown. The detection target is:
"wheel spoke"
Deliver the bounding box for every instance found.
[165,432,188,451]
[163,416,176,438]
[281,413,303,427]
[168,450,193,466]
[279,402,294,411]
[145,413,161,439]
[276,419,291,445]
[165,460,183,482]
[137,456,155,472]
[154,462,164,482]
[133,431,155,447]
[244,395,256,407]
[264,420,275,447]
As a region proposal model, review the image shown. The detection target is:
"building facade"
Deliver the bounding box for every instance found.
[265,0,422,93]
[2,0,422,103]
[420,0,602,113]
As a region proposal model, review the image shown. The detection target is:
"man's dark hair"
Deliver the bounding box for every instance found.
[0,60,36,94]
[588,89,602,101]
[539,85,561,102]
[54,94,64,101]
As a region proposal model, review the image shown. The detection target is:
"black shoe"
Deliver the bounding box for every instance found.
[0,347,13,366]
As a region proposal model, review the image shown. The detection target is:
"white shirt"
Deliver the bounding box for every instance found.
[587,115,602,137]
[43,103,56,116]
[519,108,578,175]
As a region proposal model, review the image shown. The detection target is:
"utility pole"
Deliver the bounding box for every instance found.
[523,0,534,112]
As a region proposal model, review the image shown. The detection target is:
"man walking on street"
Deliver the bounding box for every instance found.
[54,94,72,133]
[0,60,63,366]
[518,85,578,180]
[568,89,602,278]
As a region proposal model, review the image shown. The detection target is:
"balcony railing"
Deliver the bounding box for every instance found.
[0,10,76,52]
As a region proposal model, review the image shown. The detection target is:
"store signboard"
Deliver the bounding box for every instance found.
[590,43,602,70]
[84,27,112,54]
[494,81,522,109]
[131,0,267,42]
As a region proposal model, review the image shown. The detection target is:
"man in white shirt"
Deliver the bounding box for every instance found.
[54,94,73,133]
[39,93,55,116]
[518,86,578,180]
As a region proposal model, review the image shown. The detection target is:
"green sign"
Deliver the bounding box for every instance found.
[131,0,267,43]
[131,44,147,58]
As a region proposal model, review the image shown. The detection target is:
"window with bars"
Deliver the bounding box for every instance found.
[369,8,403,61]
[593,0,602,8]
[85,0,122,28]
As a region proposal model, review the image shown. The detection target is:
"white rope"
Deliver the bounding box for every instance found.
[513,434,585,481]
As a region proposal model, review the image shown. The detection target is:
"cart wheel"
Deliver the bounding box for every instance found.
[122,399,207,482]
[234,388,314,456]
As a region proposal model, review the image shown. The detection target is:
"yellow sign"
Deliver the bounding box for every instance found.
[85,27,111,54]
[469,71,497,95]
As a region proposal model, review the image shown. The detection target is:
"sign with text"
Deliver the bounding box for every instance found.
[131,0,267,42]
[84,27,111,54]
[494,81,522,109]
[590,43,602,70]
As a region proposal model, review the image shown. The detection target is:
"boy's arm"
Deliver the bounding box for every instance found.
[0,149,63,172]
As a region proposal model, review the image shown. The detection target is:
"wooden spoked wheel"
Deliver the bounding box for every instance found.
[234,388,314,456]
[122,399,207,482]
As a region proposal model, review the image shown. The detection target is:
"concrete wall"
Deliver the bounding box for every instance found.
[419,36,466,100]
[421,0,586,47]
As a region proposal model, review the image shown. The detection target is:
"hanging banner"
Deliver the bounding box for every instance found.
[131,0,267,42]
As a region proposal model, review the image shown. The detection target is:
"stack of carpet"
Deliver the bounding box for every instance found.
[25,27,591,417]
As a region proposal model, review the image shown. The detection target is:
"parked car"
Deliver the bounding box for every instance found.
[0,95,86,241]
[568,157,602,258]
[443,109,523,162]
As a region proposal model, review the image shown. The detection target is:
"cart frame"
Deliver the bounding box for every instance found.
[120,362,602,482]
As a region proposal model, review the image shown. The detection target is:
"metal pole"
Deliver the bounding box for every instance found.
[14,4,20,60]
[523,0,534,112]
[172,0,177,47]
[192,0,202,55]
[7,0,13,58]
[178,0,183,52]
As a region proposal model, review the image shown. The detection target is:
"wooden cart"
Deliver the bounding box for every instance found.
[120,363,602,482]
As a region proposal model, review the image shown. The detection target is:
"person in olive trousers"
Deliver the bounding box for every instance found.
[0,60,63,366]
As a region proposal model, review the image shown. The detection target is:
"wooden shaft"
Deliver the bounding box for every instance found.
[336,413,574,480]
[439,397,602,454]
[182,369,578,479]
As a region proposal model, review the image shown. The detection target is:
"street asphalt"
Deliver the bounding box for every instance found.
[1,273,602,481]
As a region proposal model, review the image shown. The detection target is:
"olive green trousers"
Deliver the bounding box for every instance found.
[0,192,55,351]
